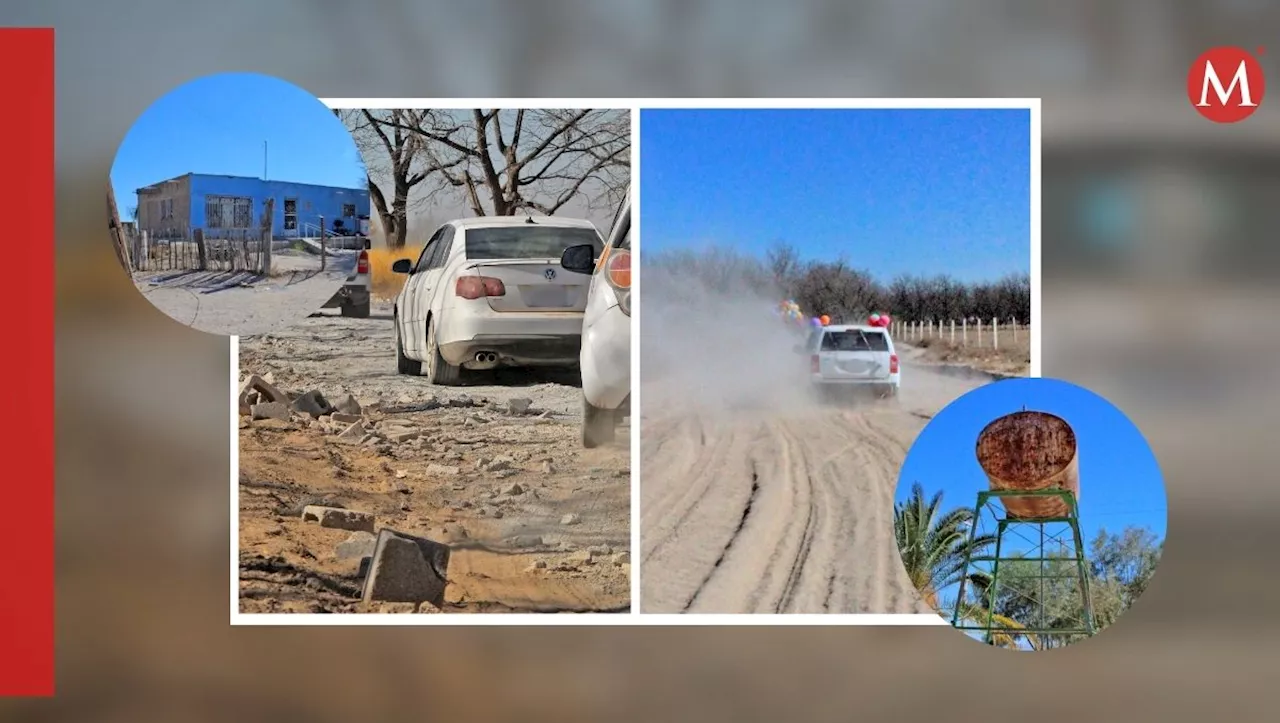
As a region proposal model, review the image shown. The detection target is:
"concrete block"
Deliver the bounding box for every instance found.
[302,505,374,533]
[361,529,451,608]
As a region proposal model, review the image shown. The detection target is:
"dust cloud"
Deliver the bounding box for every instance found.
[641,249,818,418]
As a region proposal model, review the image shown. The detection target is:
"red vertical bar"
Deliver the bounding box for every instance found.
[0,27,55,697]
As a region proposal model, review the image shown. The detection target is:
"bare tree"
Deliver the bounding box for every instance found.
[342,109,437,249]
[375,108,630,218]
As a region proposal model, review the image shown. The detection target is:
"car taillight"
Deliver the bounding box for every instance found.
[455,275,506,299]
[356,250,369,275]
[890,354,899,374]
[605,250,631,316]
[606,250,631,290]
[811,354,820,373]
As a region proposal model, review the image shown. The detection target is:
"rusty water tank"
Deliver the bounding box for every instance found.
[975,410,1079,519]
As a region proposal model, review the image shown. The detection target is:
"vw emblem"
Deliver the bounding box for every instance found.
[544,268,557,281]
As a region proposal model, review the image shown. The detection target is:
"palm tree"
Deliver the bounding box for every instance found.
[894,481,996,609]
[951,571,1041,649]
[893,482,1041,649]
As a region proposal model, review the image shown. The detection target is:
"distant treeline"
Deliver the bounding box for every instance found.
[646,242,1031,324]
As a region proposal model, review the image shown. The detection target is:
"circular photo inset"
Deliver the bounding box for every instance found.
[893,377,1166,650]
[109,72,370,336]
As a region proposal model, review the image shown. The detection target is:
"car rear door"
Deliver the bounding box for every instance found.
[817,329,893,381]
[461,224,602,313]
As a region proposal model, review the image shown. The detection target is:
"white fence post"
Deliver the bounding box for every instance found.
[977,318,983,347]
[993,316,999,350]
[950,319,955,343]
[962,318,967,345]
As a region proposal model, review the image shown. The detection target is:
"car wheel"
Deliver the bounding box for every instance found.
[425,319,462,386]
[395,314,422,376]
[582,395,616,448]
[341,300,370,318]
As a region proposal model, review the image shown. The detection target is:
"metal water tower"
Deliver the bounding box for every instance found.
[951,410,1096,648]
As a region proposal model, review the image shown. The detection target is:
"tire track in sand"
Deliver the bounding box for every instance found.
[640,363,983,614]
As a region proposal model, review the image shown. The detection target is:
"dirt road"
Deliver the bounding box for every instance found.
[640,347,992,614]
[237,300,631,613]
[136,249,356,336]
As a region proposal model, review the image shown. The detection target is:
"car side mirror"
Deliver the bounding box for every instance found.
[391,259,413,274]
[560,244,596,274]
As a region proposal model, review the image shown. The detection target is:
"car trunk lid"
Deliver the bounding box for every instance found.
[463,223,602,313]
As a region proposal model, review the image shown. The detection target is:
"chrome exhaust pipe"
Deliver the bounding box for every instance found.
[486,352,498,363]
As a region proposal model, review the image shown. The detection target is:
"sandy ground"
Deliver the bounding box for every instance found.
[134,249,356,337]
[641,321,1003,613]
[236,300,631,613]
[910,333,1031,377]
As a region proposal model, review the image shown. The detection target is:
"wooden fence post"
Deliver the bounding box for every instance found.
[260,198,275,275]
[106,182,133,271]
[319,214,327,272]
[194,229,208,271]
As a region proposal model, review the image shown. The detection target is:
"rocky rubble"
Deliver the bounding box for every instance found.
[237,368,631,614]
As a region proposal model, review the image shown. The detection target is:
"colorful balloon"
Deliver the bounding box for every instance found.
[820,314,830,325]
[810,316,822,327]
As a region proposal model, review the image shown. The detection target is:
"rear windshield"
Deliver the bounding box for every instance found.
[821,330,890,352]
[464,225,603,260]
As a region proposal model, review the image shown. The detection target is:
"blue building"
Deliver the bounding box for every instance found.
[135,173,370,239]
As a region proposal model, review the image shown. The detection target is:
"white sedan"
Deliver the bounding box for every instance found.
[391,216,604,385]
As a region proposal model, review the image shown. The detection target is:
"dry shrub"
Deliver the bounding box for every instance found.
[368,245,421,300]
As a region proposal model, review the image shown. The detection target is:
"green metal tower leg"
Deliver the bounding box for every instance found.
[951,490,987,628]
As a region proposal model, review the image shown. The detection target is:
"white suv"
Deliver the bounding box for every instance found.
[800,324,900,401]
[391,216,604,385]
[560,197,630,447]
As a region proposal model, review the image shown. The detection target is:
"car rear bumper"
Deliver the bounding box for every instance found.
[437,310,584,367]
[581,304,630,410]
[809,373,900,387]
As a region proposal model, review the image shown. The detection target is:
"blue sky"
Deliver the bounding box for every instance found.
[897,378,1168,554]
[640,108,1031,283]
[110,72,365,216]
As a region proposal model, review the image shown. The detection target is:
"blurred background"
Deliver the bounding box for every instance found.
[5,0,1280,720]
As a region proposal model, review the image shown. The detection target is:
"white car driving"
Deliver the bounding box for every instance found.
[560,197,630,447]
[392,216,605,385]
[801,324,900,402]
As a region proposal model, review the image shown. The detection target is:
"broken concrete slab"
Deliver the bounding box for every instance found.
[426,464,460,477]
[250,402,291,421]
[507,397,533,415]
[337,420,367,441]
[388,430,421,443]
[560,513,581,526]
[331,412,362,424]
[332,393,362,416]
[239,374,287,414]
[291,390,334,418]
[336,531,378,560]
[301,505,375,533]
[361,528,452,608]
